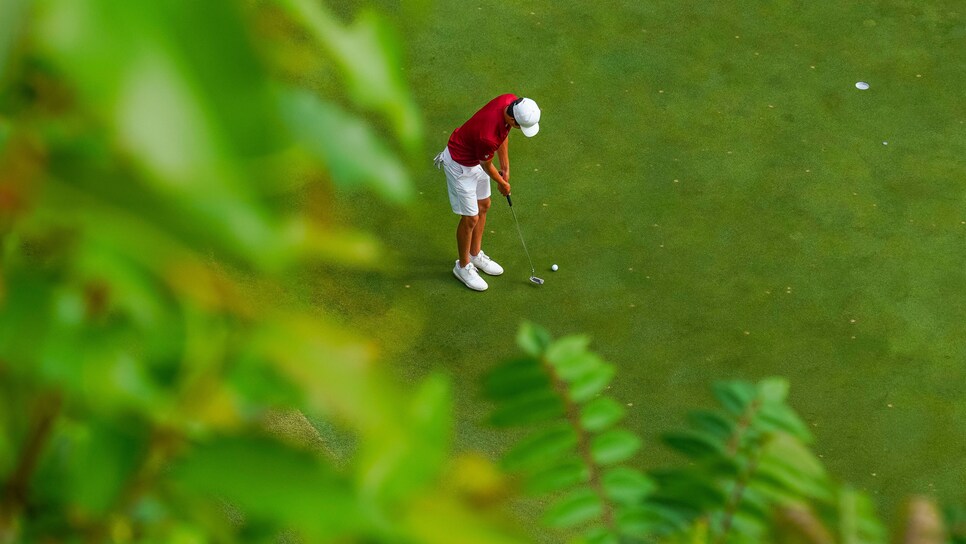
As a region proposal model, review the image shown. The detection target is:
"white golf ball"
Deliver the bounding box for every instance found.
[855,81,870,90]
[551,264,558,271]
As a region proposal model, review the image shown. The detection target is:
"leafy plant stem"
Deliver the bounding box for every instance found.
[84,426,184,543]
[716,398,763,544]
[540,355,616,536]
[0,391,62,539]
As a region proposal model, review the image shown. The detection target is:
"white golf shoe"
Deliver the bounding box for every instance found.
[453,261,488,291]
[470,251,504,276]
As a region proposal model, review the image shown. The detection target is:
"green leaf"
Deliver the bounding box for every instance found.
[517,321,552,357]
[502,424,577,472]
[649,468,728,509]
[489,390,564,427]
[601,467,655,504]
[946,505,966,544]
[661,430,726,460]
[280,0,423,152]
[36,418,147,516]
[947,502,966,520]
[757,377,789,404]
[754,457,832,502]
[756,403,812,442]
[762,432,826,482]
[591,429,642,465]
[354,374,455,505]
[545,335,590,361]
[279,89,412,203]
[581,527,619,544]
[228,353,302,407]
[397,373,453,490]
[712,381,756,415]
[545,335,593,377]
[483,357,551,401]
[749,477,803,507]
[570,364,616,403]
[525,460,589,494]
[37,317,165,414]
[157,0,282,156]
[0,386,30,476]
[726,512,770,541]
[0,0,29,81]
[731,485,771,520]
[34,0,302,268]
[173,435,363,537]
[410,373,452,442]
[555,352,607,383]
[618,503,693,536]
[580,397,625,432]
[686,409,735,441]
[543,487,603,529]
[74,245,183,363]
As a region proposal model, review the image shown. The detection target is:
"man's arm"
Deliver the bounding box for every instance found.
[496,137,509,182]
[481,159,511,196]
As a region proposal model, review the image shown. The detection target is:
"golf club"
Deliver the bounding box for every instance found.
[506,195,544,285]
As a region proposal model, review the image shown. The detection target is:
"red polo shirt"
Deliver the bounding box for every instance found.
[447,94,517,167]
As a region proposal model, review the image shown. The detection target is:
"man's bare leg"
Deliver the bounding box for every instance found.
[470,197,491,257]
[457,214,479,267]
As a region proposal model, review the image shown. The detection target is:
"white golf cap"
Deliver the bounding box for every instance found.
[513,97,541,137]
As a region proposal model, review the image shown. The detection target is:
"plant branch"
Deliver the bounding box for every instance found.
[541,356,616,535]
[715,397,763,544]
[83,426,184,544]
[0,391,62,540]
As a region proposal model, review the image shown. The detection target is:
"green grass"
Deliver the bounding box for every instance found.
[317,0,965,518]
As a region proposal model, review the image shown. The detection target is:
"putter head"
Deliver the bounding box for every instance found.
[529,276,545,285]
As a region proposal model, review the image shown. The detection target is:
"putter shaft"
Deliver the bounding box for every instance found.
[508,201,537,277]
[506,195,543,284]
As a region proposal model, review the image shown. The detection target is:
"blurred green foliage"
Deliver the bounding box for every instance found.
[485,323,655,543]
[0,0,522,542]
[2,1,963,543]
[486,324,964,544]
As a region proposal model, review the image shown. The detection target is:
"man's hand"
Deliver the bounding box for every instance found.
[498,181,511,196]
[499,169,510,183]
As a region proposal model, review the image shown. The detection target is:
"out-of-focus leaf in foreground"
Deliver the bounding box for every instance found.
[279,88,412,203]
[279,0,423,154]
[0,0,30,83]
[0,0,536,541]
[172,435,364,539]
[32,0,288,268]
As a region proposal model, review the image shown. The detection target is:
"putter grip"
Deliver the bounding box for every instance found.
[506,195,513,206]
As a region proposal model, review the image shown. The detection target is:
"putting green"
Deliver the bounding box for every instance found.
[315,0,966,518]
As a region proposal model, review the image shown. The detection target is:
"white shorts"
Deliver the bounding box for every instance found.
[434,147,491,216]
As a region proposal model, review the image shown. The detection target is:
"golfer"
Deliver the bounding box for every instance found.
[433,94,541,291]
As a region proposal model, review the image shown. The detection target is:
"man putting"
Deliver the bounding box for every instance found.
[434,94,541,291]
